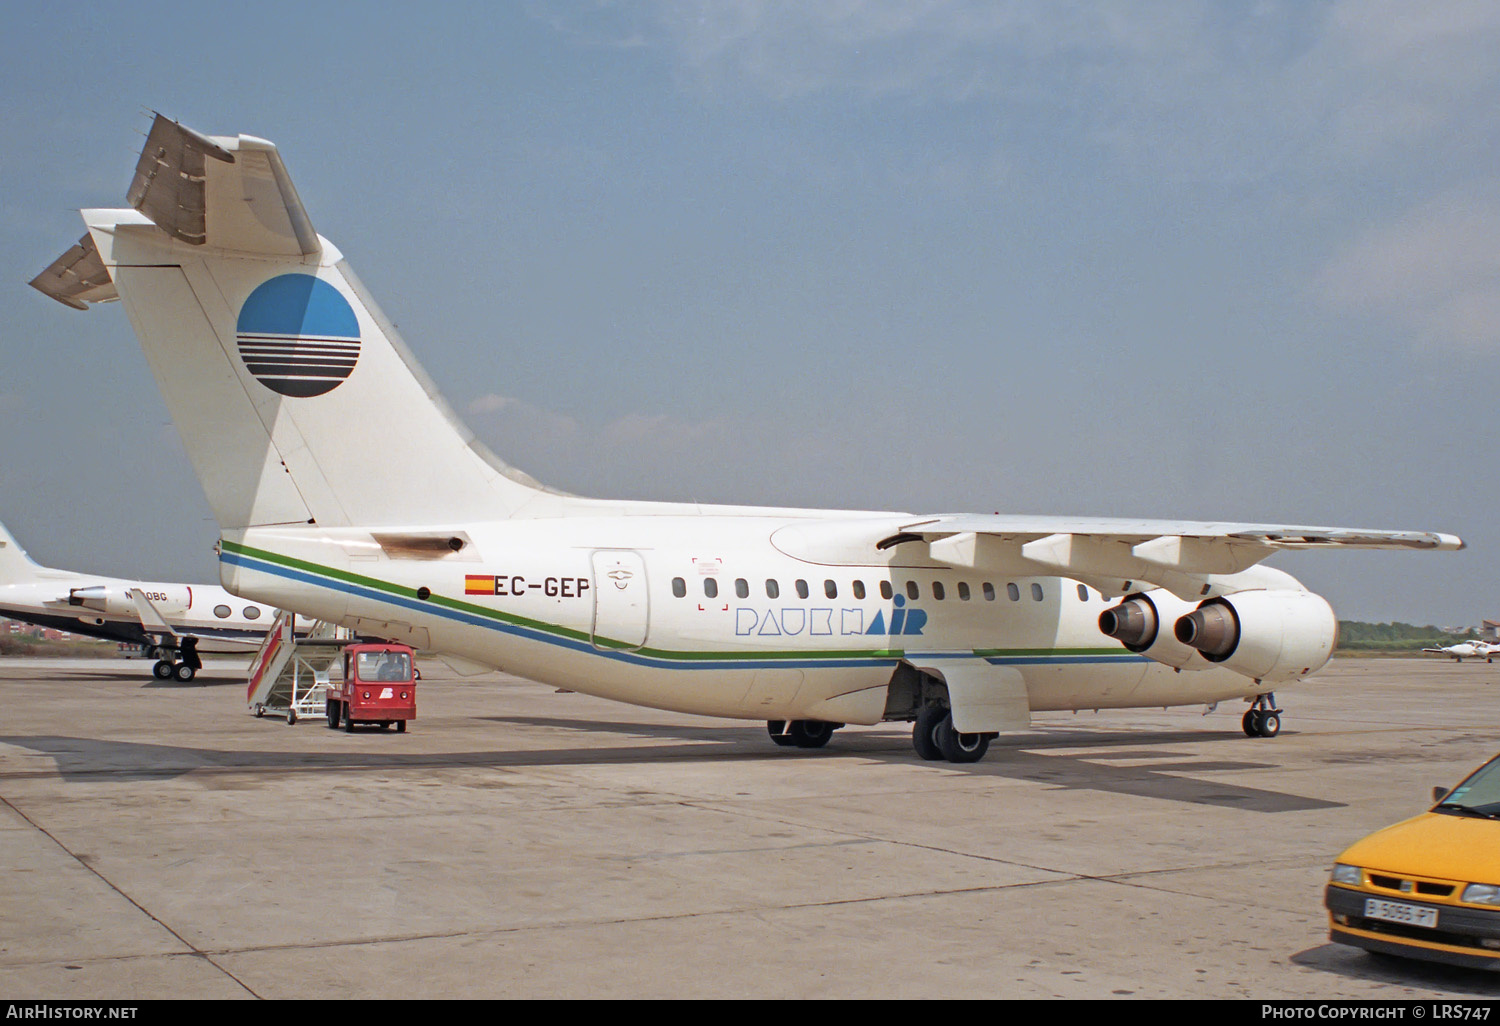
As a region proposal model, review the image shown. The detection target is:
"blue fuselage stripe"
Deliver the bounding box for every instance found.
[220,551,1147,672]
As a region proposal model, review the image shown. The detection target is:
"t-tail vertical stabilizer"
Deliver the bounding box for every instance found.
[31,115,569,533]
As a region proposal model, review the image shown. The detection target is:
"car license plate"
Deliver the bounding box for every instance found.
[1364,898,1438,929]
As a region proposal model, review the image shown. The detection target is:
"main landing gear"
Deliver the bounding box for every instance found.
[147,637,202,683]
[1242,693,1282,738]
[913,704,991,764]
[767,720,841,749]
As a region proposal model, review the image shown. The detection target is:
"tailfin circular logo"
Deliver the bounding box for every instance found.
[236,274,360,397]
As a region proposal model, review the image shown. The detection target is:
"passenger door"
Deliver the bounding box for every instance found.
[590,550,649,651]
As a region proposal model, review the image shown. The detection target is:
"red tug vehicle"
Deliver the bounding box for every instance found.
[326,642,417,732]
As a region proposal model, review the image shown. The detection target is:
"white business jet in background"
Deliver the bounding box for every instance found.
[1421,640,1500,663]
[29,116,1463,761]
[0,517,277,681]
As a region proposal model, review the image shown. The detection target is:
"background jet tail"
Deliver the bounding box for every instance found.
[32,116,575,533]
[0,521,47,585]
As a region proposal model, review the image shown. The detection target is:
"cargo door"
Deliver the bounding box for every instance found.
[591,550,649,651]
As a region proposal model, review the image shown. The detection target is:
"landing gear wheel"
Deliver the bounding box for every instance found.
[152,660,173,680]
[788,720,836,749]
[913,705,945,761]
[935,713,990,764]
[767,721,796,747]
[172,663,196,683]
[1243,695,1283,738]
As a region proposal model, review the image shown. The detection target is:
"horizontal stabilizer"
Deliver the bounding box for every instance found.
[126,114,319,256]
[30,233,118,309]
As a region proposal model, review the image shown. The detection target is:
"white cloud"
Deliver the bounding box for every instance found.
[1316,184,1500,350]
[546,1,1500,183]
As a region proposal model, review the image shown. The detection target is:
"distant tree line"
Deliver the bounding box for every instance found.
[1337,621,1479,654]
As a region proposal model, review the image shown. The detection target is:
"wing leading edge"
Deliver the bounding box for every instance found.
[886,515,1464,601]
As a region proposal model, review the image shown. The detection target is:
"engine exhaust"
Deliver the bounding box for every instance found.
[1174,602,1239,659]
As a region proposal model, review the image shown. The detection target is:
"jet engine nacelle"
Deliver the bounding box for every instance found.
[67,585,131,615]
[1097,590,1210,670]
[67,584,190,618]
[1173,589,1337,683]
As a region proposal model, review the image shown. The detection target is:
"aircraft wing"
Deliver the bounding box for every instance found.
[886,514,1464,601]
[128,588,179,642]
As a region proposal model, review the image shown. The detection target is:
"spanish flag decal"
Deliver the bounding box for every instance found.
[465,575,496,595]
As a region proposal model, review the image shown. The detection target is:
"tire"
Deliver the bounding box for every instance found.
[1242,709,1261,737]
[767,721,796,747]
[1259,711,1281,738]
[343,703,354,733]
[172,663,196,683]
[913,705,945,761]
[326,700,339,729]
[396,720,406,733]
[935,713,989,763]
[152,660,173,680]
[287,710,297,726]
[789,720,835,749]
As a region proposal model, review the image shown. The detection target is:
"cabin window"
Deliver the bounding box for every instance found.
[1031,583,1044,601]
[704,578,718,599]
[735,578,749,599]
[766,579,780,599]
[982,582,995,601]
[1007,583,1020,602]
[852,580,866,600]
[824,580,837,599]
[906,581,920,600]
[672,577,686,598]
[243,606,261,620]
[1077,584,1089,602]
[957,582,970,601]
[932,581,946,600]
[795,579,810,600]
[880,581,893,600]
[214,604,231,618]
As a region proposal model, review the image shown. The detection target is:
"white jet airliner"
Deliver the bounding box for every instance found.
[29,117,1464,760]
[0,517,277,680]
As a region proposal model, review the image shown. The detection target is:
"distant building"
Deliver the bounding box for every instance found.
[1483,621,1500,642]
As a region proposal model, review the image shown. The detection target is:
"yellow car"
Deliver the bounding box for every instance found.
[1325,753,1500,970]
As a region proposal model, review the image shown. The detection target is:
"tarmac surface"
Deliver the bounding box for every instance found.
[1,654,1498,1000]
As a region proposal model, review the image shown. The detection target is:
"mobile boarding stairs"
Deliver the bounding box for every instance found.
[246,612,354,724]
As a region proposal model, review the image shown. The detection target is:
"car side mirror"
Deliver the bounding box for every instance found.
[1433,786,1449,803]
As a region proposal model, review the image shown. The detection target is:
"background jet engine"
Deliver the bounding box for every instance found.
[1097,590,1208,670]
[1173,590,1337,682]
[67,583,190,618]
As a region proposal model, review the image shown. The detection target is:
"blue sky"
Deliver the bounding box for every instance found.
[1,1,1496,624]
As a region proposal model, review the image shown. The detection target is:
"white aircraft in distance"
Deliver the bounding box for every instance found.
[0,518,276,681]
[29,116,1465,761]
[1421,640,1500,663]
